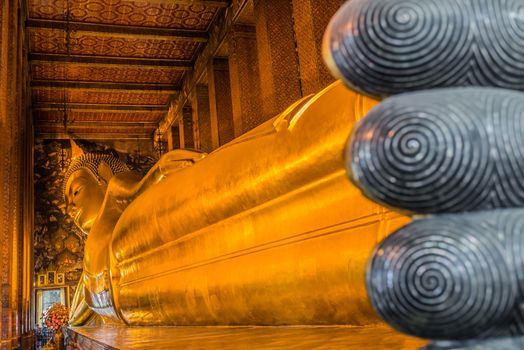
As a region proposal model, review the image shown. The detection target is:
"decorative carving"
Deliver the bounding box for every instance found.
[324,0,524,97]
[349,88,524,213]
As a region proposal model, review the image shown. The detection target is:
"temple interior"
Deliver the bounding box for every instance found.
[5,0,520,349]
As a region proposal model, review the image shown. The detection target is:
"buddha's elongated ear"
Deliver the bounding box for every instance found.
[97,161,114,185]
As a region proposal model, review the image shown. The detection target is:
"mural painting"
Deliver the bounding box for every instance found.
[34,138,157,299]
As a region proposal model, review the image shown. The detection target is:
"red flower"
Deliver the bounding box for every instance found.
[42,303,69,332]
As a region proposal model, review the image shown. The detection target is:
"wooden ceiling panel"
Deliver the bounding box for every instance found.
[28,0,222,30]
[29,28,201,59]
[32,61,185,84]
[34,110,164,123]
[27,0,227,140]
[68,127,155,134]
[36,126,155,137]
[32,88,173,105]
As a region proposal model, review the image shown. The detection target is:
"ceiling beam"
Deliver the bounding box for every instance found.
[35,131,154,140]
[169,0,229,6]
[34,103,168,111]
[29,53,192,68]
[31,80,179,92]
[26,19,208,41]
[35,121,158,129]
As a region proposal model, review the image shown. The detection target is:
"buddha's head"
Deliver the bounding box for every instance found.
[63,153,129,234]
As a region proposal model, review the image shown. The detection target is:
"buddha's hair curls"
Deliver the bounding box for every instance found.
[63,153,129,199]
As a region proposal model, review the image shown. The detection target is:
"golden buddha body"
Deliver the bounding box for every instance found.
[65,81,409,326]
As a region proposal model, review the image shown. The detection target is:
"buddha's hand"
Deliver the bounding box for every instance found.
[69,275,96,326]
[156,149,207,179]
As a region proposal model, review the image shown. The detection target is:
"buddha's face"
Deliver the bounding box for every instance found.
[65,168,106,234]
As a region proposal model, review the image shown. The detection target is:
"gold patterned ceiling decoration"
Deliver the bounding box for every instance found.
[36,125,156,137]
[29,0,220,29]
[30,28,201,59]
[32,88,173,105]
[31,62,185,84]
[34,110,164,123]
[27,0,227,139]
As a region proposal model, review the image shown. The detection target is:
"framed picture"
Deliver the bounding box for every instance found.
[56,273,65,285]
[37,274,46,287]
[47,271,55,285]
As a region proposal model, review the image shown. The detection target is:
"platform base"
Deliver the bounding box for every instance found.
[64,325,425,350]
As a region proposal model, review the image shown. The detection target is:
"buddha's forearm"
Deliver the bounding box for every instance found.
[106,171,147,202]
[69,277,96,326]
[107,150,206,203]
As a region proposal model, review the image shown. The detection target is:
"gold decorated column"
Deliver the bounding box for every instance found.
[254,0,303,119]
[228,29,263,136]
[192,85,213,153]
[178,119,185,149]
[167,125,181,151]
[0,0,34,347]
[182,106,195,149]
[292,0,341,95]
[207,58,235,148]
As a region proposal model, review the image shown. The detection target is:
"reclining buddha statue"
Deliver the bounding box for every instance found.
[65,81,409,326]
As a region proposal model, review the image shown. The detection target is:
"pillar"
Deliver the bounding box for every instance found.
[191,105,200,150]
[254,0,302,120]
[228,30,263,135]
[182,106,195,149]
[292,0,341,95]
[207,58,235,147]
[168,125,181,151]
[192,85,213,153]
[166,130,173,152]
[1,0,34,347]
[178,119,185,149]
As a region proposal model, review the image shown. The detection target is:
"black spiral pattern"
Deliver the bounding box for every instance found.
[323,0,524,97]
[503,209,524,336]
[367,210,519,340]
[348,88,524,214]
[423,335,524,350]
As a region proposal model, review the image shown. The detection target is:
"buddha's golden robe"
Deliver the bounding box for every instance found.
[78,81,409,326]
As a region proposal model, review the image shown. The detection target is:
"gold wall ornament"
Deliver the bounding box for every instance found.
[37,267,66,288]
[37,274,47,287]
[65,81,409,326]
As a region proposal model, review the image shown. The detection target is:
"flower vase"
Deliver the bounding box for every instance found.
[53,330,64,350]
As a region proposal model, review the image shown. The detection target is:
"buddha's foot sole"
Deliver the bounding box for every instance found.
[324,0,524,97]
[367,209,524,340]
[349,88,524,213]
